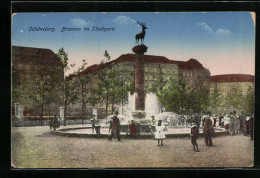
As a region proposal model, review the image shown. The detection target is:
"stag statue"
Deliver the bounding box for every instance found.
[135,21,147,44]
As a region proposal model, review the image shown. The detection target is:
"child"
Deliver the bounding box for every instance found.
[191,125,200,152]
[129,120,136,138]
[155,120,166,146]
[95,121,101,136]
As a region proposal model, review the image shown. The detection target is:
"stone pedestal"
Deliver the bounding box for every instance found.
[132,110,146,119]
[132,44,148,111]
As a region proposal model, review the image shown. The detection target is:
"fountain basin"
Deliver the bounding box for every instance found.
[54,125,229,139]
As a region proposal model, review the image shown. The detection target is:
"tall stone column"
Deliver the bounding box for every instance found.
[132,44,148,112]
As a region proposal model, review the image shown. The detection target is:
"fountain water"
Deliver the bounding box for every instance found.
[145,92,161,118]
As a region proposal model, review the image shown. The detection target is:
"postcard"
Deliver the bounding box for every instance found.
[11,11,255,168]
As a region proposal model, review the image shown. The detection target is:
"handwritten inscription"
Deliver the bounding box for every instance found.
[29,26,55,32]
[28,26,116,32]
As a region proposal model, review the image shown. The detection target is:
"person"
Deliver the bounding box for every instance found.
[203,113,214,146]
[95,120,101,136]
[239,112,244,134]
[232,111,239,135]
[194,113,201,129]
[224,114,231,134]
[246,114,251,136]
[49,117,53,131]
[249,115,254,141]
[190,124,200,152]
[108,111,121,141]
[218,113,223,128]
[234,112,240,135]
[213,114,217,127]
[150,116,156,139]
[202,112,207,127]
[155,120,166,146]
[129,120,136,138]
[53,115,59,131]
[208,112,214,127]
[90,116,96,133]
[108,117,113,134]
[135,122,141,139]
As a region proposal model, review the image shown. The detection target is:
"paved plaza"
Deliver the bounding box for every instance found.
[11,125,254,168]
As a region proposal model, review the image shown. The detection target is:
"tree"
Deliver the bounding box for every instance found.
[62,77,78,125]
[149,64,168,112]
[170,80,191,116]
[56,47,77,125]
[94,52,116,121]
[57,47,69,71]
[73,59,90,123]
[189,86,209,115]
[11,60,27,105]
[29,63,62,125]
[226,83,243,112]
[208,86,223,114]
[94,50,134,123]
[156,78,190,116]
[244,85,254,115]
[118,72,135,114]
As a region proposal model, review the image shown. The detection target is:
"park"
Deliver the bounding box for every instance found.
[11,12,255,168]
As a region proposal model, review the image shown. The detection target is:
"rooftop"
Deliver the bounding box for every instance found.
[12,46,62,65]
[210,74,254,83]
[66,54,206,80]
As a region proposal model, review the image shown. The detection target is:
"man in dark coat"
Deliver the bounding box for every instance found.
[219,113,224,128]
[52,115,59,131]
[108,111,121,141]
[191,125,200,152]
[203,114,214,146]
[249,115,254,141]
[239,113,244,134]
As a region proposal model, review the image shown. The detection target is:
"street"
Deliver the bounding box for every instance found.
[11,126,254,168]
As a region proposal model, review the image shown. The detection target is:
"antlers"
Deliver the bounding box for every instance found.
[137,21,147,28]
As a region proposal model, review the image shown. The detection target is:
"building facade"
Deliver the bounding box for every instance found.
[209,74,255,113]
[12,46,64,116]
[67,54,210,116]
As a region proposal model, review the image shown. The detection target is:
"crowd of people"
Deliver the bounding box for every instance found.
[49,110,254,152]
[217,111,254,140]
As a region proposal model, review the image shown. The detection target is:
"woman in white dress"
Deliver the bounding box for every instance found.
[155,120,166,146]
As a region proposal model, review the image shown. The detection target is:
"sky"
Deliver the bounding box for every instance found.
[12,12,255,76]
